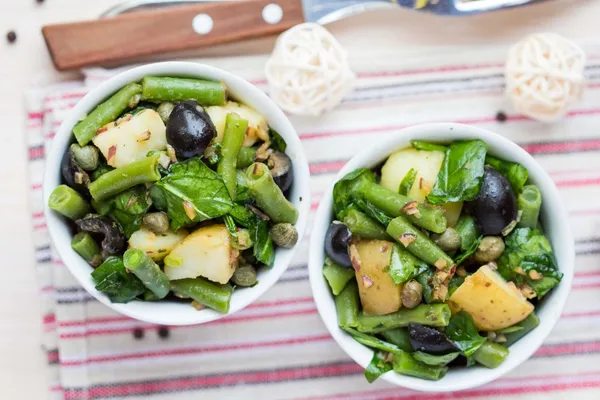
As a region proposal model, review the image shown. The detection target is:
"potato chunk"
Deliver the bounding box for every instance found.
[93,109,167,168]
[206,101,269,147]
[351,239,402,316]
[164,224,239,284]
[449,265,534,331]
[128,227,188,261]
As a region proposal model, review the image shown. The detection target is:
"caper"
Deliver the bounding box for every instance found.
[157,101,175,123]
[401,280,423,309]
[142,212,170,234]
[70,143,99,171]
[231,264,257,287]
[431,227,461,252]
[474,236,505,263]
[269,223,298,248]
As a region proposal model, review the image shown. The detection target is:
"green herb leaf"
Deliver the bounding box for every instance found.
[90,163,114,181]
[354,198,393,227]
[91,256,145,303]
[485,155,529,193]
[413,351,460,366]
[448,274,465,297]
[388,244,428,284]
[415,267,435,304]
[229,203,274,266]
[152,158,233,230]
[344,327,403,354]
[269,128,287,152]
[427,140,487,204]
[323,258,355,295]
[365,352,393,383]
[333,168,377,220]
[398,168,418,196]
[455,215,479,252]
[410,140,448,152]
[109,186,152,237]
[454,236,482,265]
[445,311,486,357]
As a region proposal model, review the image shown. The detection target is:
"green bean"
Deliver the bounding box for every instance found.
[235,170,251,202]
[335,280,360,329]
[343,209,389,240]
[48,185,91,220]
[473,341,509,368]
[357,304,451,333]
[73,83,142,146]
[170,278,233,313]
[393,351,448,380]
[380,329,413,352]
[398,168,418,196]
[88,154,160,201]
[343,327,403,354]
[217,113,248,199]
[140,77,226,106]
[237,147,257,169]
[517,185,542,228]
[90,198,113,216]
[245,163,298,224]
[504,312,539,346]
[323,258,355,295]
[70,144,99,171]
[455,215,479,251]
[359,181,447,233]
[410,140,448,153]
[71,232,102,266]
[386,216,454,269]
[123,248,170,299]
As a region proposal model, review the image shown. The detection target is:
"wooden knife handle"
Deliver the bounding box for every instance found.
[42,0,305,71]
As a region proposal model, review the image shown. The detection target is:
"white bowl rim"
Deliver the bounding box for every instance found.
[308,122,574,392]
[43,61,311,326]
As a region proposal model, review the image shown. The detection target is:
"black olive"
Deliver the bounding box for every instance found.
[267,151,293,192]
[325,222,352,268]
[75,215,126,258]
[61,146,90,195]
[166,101,216,158]
[408,323,458,355]
[466,166,518,236]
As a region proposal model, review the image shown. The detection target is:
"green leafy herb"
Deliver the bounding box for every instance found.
[91,256,145,303]
[109,186,152,237]
[486,155,528,193]
[454,236,482,265]
[455,215,479,252]
[427,140,487,204]
[388,244,428,284]
[380,329,413,352]
[323,258,355,295]
[365,352,393,383]
[398,168,418,196]
[224,215,254,250]
[448,274,465,297]
[229,203,275,266]
[235,170,251,202]
[90,163,114,181]
[333,168,376,220]
[413,351,460,366]
[445,311,486,357]
[498,227,562,298]
[410,140,448,152]
[343,328,403,354]
[152,158,233,230]
[415,268,435,304]
[269,128,287,152]
[354,198,393,227]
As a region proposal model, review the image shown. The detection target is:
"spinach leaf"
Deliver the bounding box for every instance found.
[344,327,403,354]
[413,351,460,366]
[486,155,528,193]
[398,168,418,196]
[410,140,448,152]
[235,170,251,203]
[498,227,562,298]
[229,203,275,266]
[365,352,392,383]
[455,215,479,252]
[454,236,482,265]
[333,168,376,220]
[109,186,152,237]
[448,274,465,297]
[152,157,233,230]
[91,256,145,303]
[388,244,428,284]
[445,311,486,357]
[354,198,392,226]
[90,163,114,181]
[427,140,487,204]
[415,268,435,304]
[269,128,287,152]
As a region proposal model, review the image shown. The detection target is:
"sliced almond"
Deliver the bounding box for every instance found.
[137,130,152,142]
[398,233,416,247]
[528,270,543,280]
[107,145,117,165]
[349,243,361,272]
[362,275,374,289]
[434,259,448,270]
[183,200,197,220]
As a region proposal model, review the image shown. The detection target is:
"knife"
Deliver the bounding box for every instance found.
[42,0,548,71]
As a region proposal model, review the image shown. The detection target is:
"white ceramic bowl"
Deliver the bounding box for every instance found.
[44,62,311,326]
[308,123,574,392]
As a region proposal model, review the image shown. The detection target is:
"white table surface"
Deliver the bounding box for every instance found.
[0,0,598,397]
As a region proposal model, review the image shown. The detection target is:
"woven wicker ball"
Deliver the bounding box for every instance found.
[265,23,355,116]
[505,33,586,123]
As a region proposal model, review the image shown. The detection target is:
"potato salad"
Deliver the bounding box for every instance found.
[323,139,561,382]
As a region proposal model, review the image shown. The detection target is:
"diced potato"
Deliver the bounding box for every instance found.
[351,239,403,316]
[206,101,269,147]
[93,109,167,168]
[128,226,188,261]
[449,265,534,331]
[164,224,239,284]
[442,202,463,228]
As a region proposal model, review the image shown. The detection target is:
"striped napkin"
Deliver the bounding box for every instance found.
[27,39,600,399]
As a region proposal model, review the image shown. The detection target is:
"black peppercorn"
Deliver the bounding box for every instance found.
[6,31,16,44]
[157,326,170,339]
[132,327,144,339]
[496,111,507,123]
